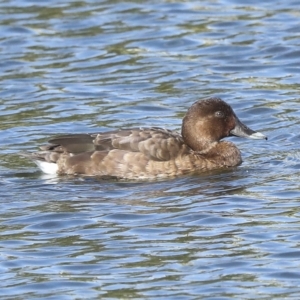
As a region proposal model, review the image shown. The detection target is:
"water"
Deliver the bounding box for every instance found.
[1,0,300,298]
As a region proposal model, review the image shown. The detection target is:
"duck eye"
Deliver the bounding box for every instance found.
[215,111,224,118]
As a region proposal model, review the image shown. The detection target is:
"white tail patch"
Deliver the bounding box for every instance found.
[34,160,58,175]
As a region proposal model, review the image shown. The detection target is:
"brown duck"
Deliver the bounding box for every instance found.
[21,97,267,179]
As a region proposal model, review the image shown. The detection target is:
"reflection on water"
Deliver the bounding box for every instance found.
[1,0,300,298]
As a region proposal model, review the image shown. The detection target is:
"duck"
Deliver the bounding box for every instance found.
[20,97,267,179]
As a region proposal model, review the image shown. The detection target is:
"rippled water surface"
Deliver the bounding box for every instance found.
[1,0,300,298]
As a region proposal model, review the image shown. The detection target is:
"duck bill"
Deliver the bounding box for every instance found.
[230,118,267,140]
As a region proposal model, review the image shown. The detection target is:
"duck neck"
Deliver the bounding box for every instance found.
[181,118,215,152]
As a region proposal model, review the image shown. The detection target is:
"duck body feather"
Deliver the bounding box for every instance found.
[23,127,241,179]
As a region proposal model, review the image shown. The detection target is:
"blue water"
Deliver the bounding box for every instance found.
[1,0,300,298]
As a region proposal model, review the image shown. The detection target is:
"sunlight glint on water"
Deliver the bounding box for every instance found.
[1,0,300,299]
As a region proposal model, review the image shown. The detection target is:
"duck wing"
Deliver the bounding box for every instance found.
[44,127,185,161]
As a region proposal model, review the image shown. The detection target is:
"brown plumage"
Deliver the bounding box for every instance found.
[20,97,267,179]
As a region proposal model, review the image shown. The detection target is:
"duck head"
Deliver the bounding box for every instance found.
[181,97,267,151]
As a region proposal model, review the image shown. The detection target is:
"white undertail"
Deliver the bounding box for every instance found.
[34,160,58,175]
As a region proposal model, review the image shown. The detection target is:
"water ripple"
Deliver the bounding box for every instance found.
[1,0,300,298]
